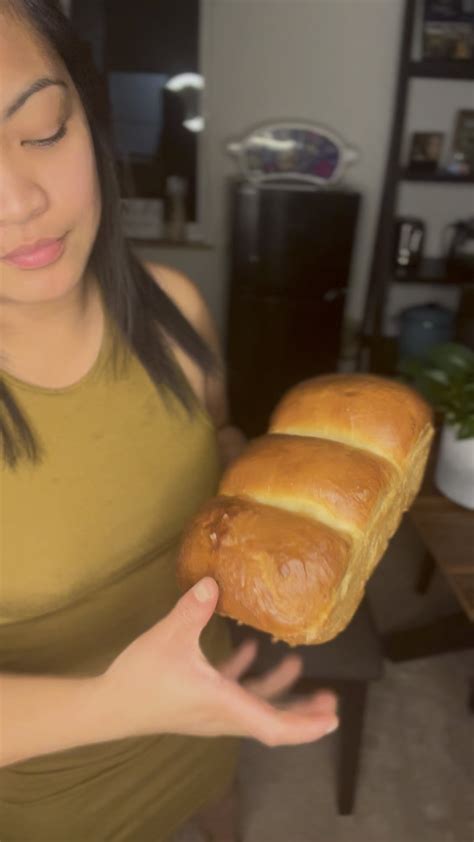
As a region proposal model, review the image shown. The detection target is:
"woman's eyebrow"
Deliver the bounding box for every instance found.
[1,77,68,123]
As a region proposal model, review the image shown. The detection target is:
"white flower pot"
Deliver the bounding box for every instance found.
[434,423,474,510]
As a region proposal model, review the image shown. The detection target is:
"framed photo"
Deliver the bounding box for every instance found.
[423,1,474,59]
[423,22,473,58]
[424,0,474,19]
[449,109,474,174]
[408,132,445,172]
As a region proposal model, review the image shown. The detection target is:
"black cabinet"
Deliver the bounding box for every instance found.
[226,180,360,437]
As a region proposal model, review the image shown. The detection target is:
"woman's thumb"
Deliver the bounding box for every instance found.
[170,577,220,642]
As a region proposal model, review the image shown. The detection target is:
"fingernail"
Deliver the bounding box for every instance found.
[194,579,213,602]
[326,718,339,734]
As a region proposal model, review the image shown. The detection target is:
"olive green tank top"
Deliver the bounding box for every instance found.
[0,311,237,841]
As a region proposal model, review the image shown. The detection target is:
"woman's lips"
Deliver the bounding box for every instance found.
[1,236,67,269]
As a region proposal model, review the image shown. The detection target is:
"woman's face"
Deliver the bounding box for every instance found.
[0,11,102,305]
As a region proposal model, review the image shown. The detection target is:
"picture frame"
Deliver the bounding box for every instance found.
[408,132,445,173]
[422,1,474,59]
[449,109,474,174]
[423,21,473,58]
[424,0,473,15]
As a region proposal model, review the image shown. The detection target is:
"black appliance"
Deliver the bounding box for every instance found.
[394,217,425,272]
[226,179,361,437]
[444,217,474,281]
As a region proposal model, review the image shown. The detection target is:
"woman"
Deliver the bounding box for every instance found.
[0,2,339,840]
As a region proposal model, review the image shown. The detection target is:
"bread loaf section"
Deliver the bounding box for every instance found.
[177,374,434,645]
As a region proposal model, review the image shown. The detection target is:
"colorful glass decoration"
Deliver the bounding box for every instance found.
[227,122,358,186]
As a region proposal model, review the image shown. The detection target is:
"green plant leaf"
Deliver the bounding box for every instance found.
[397,357,425,380]
[397,342,474,428]
[422,368,450,386]
[457,417,474,439]
[427,343,474,374]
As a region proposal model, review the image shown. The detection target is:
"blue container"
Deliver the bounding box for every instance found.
[398,303,455,360]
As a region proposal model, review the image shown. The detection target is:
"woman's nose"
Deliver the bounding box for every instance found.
[0,165,49,227]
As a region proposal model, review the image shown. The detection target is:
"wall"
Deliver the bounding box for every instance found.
[132,1,471,352]
[136,0,406,344]
[206,0,406,338]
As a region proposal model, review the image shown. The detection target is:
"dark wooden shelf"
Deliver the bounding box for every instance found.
[392,257,468,286]
[409,59,474,80]
[358,0,474,375]
[400,168,474,183]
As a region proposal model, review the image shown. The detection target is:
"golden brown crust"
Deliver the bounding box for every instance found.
[176,496,351,644]
[177,374,434,645]
[220,434,397,534]
[270,374,433,467]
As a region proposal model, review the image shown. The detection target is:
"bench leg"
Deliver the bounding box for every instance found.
[337,681,368,815]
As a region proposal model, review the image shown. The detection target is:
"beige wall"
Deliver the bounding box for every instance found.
[135,1,469,351]
[203,0,405,337]
[139,0,406,346]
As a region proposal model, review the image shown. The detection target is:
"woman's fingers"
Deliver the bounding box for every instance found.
[218,638,259,681]
[263,705,339,746]
[217,675,338,747]
[285,690,338,718]
[220,647,305,701]
[165,578,220,652]
[244,654,303,700]
[165,585,339,747]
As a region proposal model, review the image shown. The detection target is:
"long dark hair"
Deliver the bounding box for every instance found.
[0,0,218,468]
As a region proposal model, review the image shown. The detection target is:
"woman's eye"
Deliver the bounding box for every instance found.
[23,123,68,148]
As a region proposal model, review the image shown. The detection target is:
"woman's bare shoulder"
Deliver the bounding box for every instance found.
[141,261,227,425]
[141,261,247,461]
[142,261,204,330]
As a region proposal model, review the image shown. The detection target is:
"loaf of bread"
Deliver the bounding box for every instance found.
[177,374,434,645]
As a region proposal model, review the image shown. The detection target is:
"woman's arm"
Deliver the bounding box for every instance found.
[0,586,338,767]
[0,672,117,768]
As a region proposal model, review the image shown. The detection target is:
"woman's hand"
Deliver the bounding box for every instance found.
[101,577,338,747]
